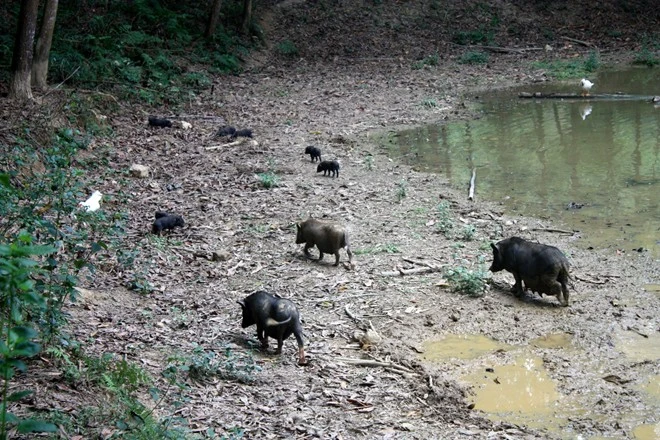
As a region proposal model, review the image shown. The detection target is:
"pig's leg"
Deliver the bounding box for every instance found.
[304,243,314,258]
[333,252,340,266]
[294,330,306,365]
[275,338,283,354]
[318,251,325,261]
[256,325,269,348]
[560,282,570,306]
[512,272,524,296]
[542,274,565,306]
[346,246,353,264]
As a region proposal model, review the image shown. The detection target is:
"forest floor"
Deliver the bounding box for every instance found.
[3,1,660,439]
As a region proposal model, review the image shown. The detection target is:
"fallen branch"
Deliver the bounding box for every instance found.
[561,36,596,48]
[457,44,544,53]
[381,266,442,277]
[402,258,439,268]
[574,275,607,285]
[205,139,243,150]
[532,227,574,235]
[345,304,360,321]
[468,169,476,201]
[335,357,415,374]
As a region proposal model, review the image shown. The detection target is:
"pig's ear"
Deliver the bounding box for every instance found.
[490,243,498,253]
[237,300,245,309]
[296,222,301,230]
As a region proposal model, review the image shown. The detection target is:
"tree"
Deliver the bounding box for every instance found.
[206,0,223,37]
[9,0,40,101]
[241,0,252,35]
[32,0,59,90]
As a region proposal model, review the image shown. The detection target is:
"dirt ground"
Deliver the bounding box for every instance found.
[4,1,660,439]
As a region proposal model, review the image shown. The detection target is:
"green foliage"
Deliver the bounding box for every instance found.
[353,243,400,255]
[532,51,600,79]
[633,37,660,67]
[0,237,58,438]
[460,225,476,241]
[164,345,261,386]
[421,98,438,108]
[412,53,439,70]
[459,51,489,64]
[41,0,248,105]
[584,50,600,72]
[396,180,407,201]
[435,201,454,235]
[258,171,279,189]
[454,29,494,46]
[363,154,374,171]
[276,40,299,56]
[444,265,488,296]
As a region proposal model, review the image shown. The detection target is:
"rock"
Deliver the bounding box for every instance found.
[212,250,231,262]
[358,328,382,348]
[130,164,150,178]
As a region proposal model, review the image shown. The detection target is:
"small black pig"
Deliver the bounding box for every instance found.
[296,217,352,266]
[148,116,172,128]
[304,146,322,162]
[216,126,236,137]
[489,237,571,306]
[154,211,169,219]
[317,160,340,177]
[232,128,253,138]
[152,214,185,236]
[238,291,305,365]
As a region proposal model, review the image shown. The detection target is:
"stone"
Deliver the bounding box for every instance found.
[130,164,150,178]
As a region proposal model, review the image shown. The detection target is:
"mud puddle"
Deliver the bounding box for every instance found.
[419,332,659,438]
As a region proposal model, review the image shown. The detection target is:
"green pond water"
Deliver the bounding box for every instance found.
[385,68,660,256]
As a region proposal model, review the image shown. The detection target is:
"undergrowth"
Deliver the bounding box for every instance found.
[532,50,601,79]
[0,0,253,105]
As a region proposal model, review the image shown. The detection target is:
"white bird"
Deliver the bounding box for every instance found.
[78,190,103,212]
[580,78,594,96]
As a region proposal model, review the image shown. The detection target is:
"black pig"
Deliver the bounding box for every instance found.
[304,146,322,162]
[148,116,172,128]
[216,126,236,137]
[238,291,305,365]
[232,128,253,138]
[296,217,352,266]
[317,160,340,177]
[489,237,571,306]
[152,214,185,236]
[154,211,169,219]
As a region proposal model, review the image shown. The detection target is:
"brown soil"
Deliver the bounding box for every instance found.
[4,1,659,439]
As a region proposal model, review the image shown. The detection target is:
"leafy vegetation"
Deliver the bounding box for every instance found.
[412,53,439,70]
[444,265,488,296]
[258,171,279,189]
[0,0,251,104]
[459,51,489,64]
[633,36,660,67]
[276,40,299,56]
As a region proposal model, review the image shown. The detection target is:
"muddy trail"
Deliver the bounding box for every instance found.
[4,1,660,439]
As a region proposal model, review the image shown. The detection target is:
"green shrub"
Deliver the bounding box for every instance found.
[277,40,299,56]
[258,171,279,189]
[459,51,489,64]
[445,266,488,296]
[584,50,600,72]
[453,29,494,45]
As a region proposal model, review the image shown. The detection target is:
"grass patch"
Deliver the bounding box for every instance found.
[257,171,279,189]
[353,243,401,255]
[276,40,299,56]
[396,179,407,201]
[532,51,601,79]
[412,52,439,70]
[421,98,438,108]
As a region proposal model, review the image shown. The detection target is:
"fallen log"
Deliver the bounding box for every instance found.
[519,92,656,101]
[468,169,476,201]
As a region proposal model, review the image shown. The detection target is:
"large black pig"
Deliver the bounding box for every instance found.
[489,237,571,306]
[238,291,306,365]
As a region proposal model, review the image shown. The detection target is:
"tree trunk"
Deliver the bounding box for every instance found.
[241,0,252,35]
[9,0,40,101]
[205,0,223,37]
[32,0,59,90]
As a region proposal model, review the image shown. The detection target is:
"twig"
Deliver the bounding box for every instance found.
[43,66,81,97]
[381,266,442,277]
[205,139,243,150]
[531,227,574,235]
[574,275,607,285]
[345,304,360,321]
[402,258,439,268]
[561,36,596,48]
[468,169,476,201]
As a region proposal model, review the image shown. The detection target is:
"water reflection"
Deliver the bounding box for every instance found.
[388,69,660,255]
